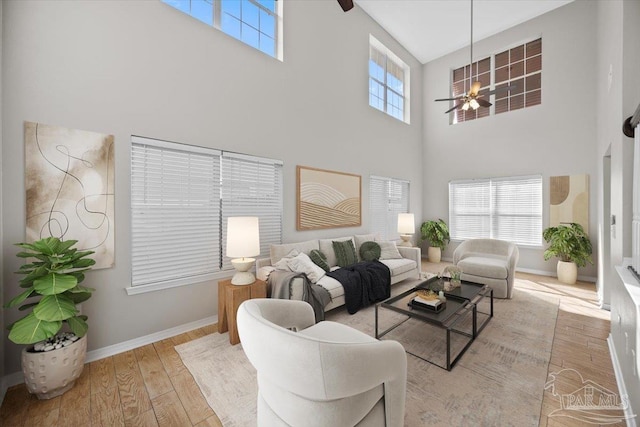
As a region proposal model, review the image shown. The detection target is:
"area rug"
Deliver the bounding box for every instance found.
[175,279,560,426]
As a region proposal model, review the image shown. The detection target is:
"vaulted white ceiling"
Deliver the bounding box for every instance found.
[354,0,574,64]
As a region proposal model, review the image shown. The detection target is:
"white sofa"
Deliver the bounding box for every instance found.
[256,234,421,311]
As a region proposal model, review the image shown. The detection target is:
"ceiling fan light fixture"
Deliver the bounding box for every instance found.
[461,102,470,111]
[469,99,480,110]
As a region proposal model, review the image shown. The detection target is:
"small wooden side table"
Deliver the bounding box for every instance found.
[218,278,267,345]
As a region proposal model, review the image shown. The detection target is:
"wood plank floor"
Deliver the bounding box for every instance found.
[1,262,623,426]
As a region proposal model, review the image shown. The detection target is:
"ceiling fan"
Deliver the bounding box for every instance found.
[435,0,514,114]
[337,0,354,12]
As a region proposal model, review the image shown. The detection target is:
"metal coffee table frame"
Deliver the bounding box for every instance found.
[375,278,493,371]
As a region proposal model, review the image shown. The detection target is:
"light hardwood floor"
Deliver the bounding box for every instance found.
[1,261,623,426]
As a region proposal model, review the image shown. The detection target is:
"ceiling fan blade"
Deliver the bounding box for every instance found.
[435,97,461,102]
[337,0,354,12]
[484,84,517,96]
[477,98,492,108]
[445,102,463,114]
[469,81,482,96]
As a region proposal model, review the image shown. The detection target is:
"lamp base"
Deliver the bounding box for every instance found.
[231,271,256,285]
[398,234,413,247]
[231,258,256,285]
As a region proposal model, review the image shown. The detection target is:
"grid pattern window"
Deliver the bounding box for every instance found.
[369,35,410,123]
[221,152,283,270]
[449,38,541,123]
[452,57,491,124]
[449,175,542,246]
[494,38,542,114]
[131,136,283,289]
[163,0,282,60]
[370,176,410,241]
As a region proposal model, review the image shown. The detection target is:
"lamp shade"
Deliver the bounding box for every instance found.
[226,217,260,258]
[397,213,415,234]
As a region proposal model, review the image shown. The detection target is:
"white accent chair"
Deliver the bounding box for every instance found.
[453,239,519,299]
[237,298,407,426]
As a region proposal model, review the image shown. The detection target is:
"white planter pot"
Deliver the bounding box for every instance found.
[557,261,578,285]
[22,334,87,400]
[427,246,442,263]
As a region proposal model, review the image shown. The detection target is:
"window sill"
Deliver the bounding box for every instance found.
[125,271,233,295]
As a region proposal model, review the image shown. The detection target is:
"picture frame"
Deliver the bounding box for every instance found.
[297,165,361,230]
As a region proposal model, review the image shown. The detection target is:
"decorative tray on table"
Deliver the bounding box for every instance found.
[408,289,446,313]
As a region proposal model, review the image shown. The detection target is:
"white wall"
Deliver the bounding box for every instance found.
[1,0,423,375]
[422,0,598,279]
[597,0,640,415]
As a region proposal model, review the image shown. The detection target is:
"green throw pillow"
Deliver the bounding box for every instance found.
[359,241,381,262]
[333,240,357,268]
[309,249,330,272]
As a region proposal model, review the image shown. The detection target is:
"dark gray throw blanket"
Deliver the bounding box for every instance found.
[268,270,332,322]
[326,261,391,314]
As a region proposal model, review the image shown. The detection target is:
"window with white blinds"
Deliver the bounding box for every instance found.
[449,175,542,246]
[130,136,283,290]
[370,175,410,241]
[221,152,283,271]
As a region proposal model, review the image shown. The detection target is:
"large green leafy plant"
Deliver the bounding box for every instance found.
[420,219,450,250]
[543,223,593,267]
[4,237,95,345]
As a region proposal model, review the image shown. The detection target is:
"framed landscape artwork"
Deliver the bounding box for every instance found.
[297,166,361,230]
[25,121,115,269]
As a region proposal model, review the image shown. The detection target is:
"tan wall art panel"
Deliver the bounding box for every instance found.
[297,166,361,230]
[25,121,115,269]
[549,174,589,233]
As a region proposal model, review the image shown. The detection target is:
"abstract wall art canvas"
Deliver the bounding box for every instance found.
[549,174,589,234]
[297,166,361,230]
[25,121,115,269]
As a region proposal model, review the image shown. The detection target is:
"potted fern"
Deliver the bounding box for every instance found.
[543,222,593,285]
[420,219,450,263]
[4,237,95,399]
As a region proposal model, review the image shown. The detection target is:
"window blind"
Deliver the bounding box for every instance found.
[131,136,222,286]
[221,152,283,271]
[370,175,410,241]
[449,179,490,240]
[449,175,542,246]
[131,137,283,289]
[491,175,542,245]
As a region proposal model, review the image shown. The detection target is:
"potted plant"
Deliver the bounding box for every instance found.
[543,222,593,285]
[420,219,450,263]
[4,237,95,399]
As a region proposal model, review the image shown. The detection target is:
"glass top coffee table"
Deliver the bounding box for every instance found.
[375,277,493,370]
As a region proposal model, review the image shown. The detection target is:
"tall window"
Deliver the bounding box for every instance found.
[452,57,491,123]
[369,35,410,123]
[494,38,542,114]
[449,175,542,246]
[130,136,283,291]
[450,38,542,123]
[162,0,283,60]
[370,175,410,241]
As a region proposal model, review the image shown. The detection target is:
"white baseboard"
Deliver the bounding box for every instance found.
[607,334,638,427]
[1,315,217,401]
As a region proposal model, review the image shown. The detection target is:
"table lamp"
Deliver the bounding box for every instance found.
[226,217,260,285]
[397,213,415,247]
